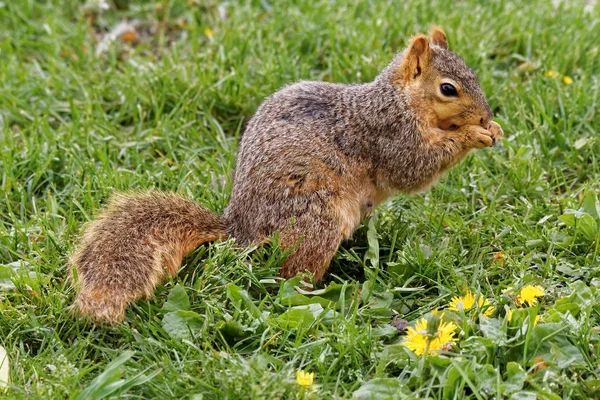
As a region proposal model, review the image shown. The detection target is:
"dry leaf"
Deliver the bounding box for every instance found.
[391,316,409,334]
[121,30,137,43]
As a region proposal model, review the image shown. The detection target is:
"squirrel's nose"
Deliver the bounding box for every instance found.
[479,111,494,127]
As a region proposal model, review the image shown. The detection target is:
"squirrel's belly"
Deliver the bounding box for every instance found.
[332,177,381,240]
[335,196,362,239]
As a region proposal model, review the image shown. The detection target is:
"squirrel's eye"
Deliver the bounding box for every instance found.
[440,83,458,97]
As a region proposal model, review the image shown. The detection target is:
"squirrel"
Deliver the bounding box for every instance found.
[70,27,503,325]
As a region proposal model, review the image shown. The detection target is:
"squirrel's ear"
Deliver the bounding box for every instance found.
[429,26,448,49]
[400,35,431,84]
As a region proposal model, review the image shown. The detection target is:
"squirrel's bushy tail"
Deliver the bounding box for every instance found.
[70,191,227,325]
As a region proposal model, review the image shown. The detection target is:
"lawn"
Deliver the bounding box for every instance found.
[1,0,600,398]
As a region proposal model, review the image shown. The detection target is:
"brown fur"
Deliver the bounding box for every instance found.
[70,28,503,324]
[70,192,226,324]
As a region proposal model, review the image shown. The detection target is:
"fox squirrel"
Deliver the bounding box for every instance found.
[71,27,503,324]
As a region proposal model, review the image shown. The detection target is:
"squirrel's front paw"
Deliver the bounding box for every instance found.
[487,121,504,145]
[459,125,494,149]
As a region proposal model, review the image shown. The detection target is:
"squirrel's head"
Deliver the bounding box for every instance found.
[395,27,493,131]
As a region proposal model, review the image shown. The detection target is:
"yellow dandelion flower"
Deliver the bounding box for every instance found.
[204,27,214,38]
[448,291,494,317]
[544,70,559,78]
[562,76,573,85]
[431,320,457,347]
[296,370,314,386]
[516,285,544,306]
[403,318,458,356]
[449,292,476,312]
[403,329,428,355]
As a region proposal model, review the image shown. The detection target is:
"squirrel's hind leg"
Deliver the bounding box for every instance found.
[278,211,344,282]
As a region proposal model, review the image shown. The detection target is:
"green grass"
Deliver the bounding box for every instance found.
[1,0,600,398]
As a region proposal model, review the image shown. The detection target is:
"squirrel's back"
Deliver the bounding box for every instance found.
[225,80,376,244]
